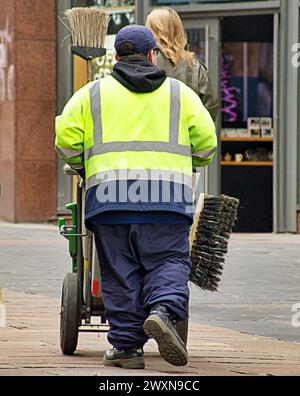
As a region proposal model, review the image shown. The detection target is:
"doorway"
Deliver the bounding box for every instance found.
[184,14,276,233]
[183,18,220,197]
[220,15,274,233]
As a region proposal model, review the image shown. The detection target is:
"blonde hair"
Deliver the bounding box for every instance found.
[146,7,194,67]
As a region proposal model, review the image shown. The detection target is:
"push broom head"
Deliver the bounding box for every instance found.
[64,7,110,60]
[190,195,240,292]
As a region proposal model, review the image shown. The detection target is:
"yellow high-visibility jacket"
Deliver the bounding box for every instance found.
[55,76,217,223]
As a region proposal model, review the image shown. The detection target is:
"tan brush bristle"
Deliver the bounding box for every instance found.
[65,7,109,48]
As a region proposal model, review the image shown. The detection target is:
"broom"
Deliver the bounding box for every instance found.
[62,7,110,315]
[64,7,110,81]
[189,194,240,292]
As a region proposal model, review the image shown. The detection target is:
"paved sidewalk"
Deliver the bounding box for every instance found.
[1,222,300,342]
[1,289,300,376]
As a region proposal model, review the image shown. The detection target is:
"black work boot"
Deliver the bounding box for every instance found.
[103,347,145,369]
[143,305,188,367]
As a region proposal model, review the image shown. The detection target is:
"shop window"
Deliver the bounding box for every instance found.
[151,0,273,4]
[222,42,273,125]
[86,0,134,6]
[220,15,274,233]
[221,16,273,129]
[186,28,206,64]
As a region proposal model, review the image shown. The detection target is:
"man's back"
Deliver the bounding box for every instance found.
[55,24,218,370]
[56,70,217,225]
[97,75,173,144]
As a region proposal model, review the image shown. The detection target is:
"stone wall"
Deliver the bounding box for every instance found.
[0,0,57,222]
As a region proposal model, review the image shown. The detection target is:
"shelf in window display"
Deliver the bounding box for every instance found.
[221,137,273,142]
[221,161,273,167]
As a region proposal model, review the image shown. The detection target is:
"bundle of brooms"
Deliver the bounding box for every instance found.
[189,194,239,292]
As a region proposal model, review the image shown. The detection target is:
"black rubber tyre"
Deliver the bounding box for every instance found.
[60,273,80,355]
[175,318,189,346]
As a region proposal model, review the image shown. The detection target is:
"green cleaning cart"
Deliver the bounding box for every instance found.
[58,164,109,355]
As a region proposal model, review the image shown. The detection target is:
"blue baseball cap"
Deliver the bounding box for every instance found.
[115,25,156,56]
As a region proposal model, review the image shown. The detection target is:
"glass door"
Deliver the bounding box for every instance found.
[186,25,209,67]
[182,18,221,196]
[220,15,275,232]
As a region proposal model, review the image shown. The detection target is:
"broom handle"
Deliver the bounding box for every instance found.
[189,193,206,251]
[87,59,93,83]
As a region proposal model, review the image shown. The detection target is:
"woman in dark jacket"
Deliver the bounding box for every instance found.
[146,7,219,123]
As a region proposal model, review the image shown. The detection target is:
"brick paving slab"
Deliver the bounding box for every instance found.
[1,289,300,376]
[1,224,300,342]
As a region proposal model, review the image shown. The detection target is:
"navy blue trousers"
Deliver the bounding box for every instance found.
[92,223,191,350]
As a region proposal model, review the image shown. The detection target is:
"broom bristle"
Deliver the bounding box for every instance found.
[65,7,109,48]
[190,195,239,292]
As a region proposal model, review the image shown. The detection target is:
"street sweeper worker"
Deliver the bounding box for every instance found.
[55,25,217,369]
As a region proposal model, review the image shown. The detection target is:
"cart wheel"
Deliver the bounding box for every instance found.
[176,318,189,346]
[60,273,80,355]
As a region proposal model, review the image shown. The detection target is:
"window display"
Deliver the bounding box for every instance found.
[219,15,274,232]
[86,0,134,6]
[186,28,206,64]
[221,42,273,128]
